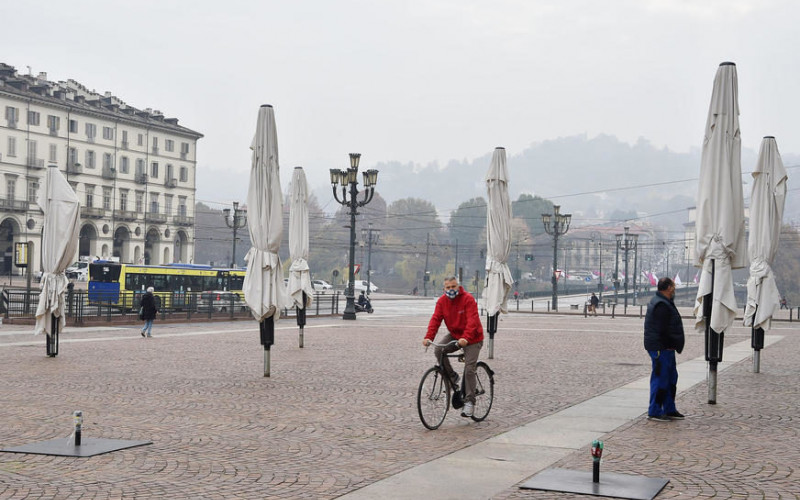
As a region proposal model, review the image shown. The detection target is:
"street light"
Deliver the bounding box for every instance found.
[361,223,380,296]
[616,227,638,309]
[541,205,571,311]
[222,201,247,268]
[330,153,379,320]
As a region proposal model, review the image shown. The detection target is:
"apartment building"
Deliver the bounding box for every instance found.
[0,63,203,275]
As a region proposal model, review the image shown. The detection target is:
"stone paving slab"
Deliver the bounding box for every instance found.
[0,312,795,499]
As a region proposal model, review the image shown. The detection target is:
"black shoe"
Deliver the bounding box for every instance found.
[141,331,146,337]
[666,411,685,420]
[647,414,671,422]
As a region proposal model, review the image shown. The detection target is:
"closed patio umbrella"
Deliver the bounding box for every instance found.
[483,147,513,359]
[693,62,747,403]
[744,136,787,373]
[288,166,314,348]
[243,104,290,376]
[34,165,80,357]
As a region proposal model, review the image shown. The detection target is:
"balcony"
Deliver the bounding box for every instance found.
[116,210,138,222]
[145,212,168,224]
[102,167,116,180]
[26,157,45,169]
[6,119,17,129]
[67,163,82,175]
[180,152,188,160]
[152,147,159,155]
[49,128,58,136]
[80,206,105,219]
[173,215,194,226]
[87,136,95,144]
[0,197,29,212]
[134,173,148,184]
[121,141,129,150]
[164,178,177,188]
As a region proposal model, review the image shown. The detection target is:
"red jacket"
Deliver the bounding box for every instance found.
[425,286,484,344]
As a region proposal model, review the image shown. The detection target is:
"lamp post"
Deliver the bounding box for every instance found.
[616,227,638,309]
[541,205,571,311]
[222,201,247,268]
[330,153,379,320]
[361,223,380,296]
[614,234,621,303]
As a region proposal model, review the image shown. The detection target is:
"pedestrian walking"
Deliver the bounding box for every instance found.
[589,292,599,316]
[643,277,685,421]
[140,287,158,338]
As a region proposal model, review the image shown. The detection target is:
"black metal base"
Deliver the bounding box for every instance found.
[520,468,668,500]
[2,437,152,457]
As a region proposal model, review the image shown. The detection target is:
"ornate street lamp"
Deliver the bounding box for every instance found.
[541,205,571,311]
[330,153,378,320]
[222,201,247,268]
[616,227,638,308]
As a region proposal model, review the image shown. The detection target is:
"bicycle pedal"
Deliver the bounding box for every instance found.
[458,355,465,363]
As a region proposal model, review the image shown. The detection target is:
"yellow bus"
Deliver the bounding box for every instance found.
[88,262,246,309]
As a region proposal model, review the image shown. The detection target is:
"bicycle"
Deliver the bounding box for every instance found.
[417,340,495,430]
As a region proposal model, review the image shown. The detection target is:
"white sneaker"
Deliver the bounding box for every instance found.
[461,401,474,418]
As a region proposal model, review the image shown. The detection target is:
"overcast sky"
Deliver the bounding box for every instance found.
[3,0,798,208]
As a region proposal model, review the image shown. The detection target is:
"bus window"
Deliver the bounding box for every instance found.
[229,275,244,291]
[89,263,121,282]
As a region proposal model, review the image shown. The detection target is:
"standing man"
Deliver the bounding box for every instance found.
[422,276,484,418]
[140,287,159,338]
[643,277,685,421]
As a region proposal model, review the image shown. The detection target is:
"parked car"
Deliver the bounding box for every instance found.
[197,291,247,313]
[353,280,379,293]
[65,261,89,281]
[312,279,332,292]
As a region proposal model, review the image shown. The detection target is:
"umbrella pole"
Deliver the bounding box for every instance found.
[751,303,764,373]
[486,312,499,359]
[704,260,724,404]
[297,292,307,349]
[47,313,59,357]
[259,319,275,377]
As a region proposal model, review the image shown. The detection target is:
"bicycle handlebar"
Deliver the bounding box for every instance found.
[424,340,460,352]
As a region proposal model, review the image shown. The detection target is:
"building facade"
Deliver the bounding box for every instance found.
[0,63,202,276]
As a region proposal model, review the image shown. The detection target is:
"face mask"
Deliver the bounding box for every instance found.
[445,288,458,299]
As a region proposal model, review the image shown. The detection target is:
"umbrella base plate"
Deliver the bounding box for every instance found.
[520,468,668,500]
[2,437,152,457]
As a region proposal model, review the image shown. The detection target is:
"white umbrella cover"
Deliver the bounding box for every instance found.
[243,105,290,322]
[34,166,80,335]
[693,62,747,334]
[288,166,313,309]
[483,147,514,316]
[743,137,787,332]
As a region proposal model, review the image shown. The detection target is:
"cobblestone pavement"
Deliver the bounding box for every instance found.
[0,312,796,499]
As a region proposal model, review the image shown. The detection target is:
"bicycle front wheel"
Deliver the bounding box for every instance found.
[471,361,494,422]
[417,366,450,430]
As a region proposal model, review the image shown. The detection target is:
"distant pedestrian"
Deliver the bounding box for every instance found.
[513,290,519,301]
[140,287,158,338]
[589,292,599,316]
[643,277,685,422]
[780,297,788,309]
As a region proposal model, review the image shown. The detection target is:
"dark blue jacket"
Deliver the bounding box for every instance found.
[643,292,685,353]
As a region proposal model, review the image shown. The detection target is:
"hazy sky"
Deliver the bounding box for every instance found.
[3,0,798,208]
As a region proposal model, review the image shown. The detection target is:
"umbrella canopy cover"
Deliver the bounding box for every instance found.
[288,166,313,309]
[34,166,80,335]
[693,62,747,333]
[483,147,514,316]
[243,105,291,322]
[744,137,787,331]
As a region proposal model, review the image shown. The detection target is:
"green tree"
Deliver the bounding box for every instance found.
[511,194,554,237]
[385,197,442,245]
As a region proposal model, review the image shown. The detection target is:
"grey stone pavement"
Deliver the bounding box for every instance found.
[0,296,798,499]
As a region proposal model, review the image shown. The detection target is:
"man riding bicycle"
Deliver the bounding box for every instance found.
[422,276,484,417]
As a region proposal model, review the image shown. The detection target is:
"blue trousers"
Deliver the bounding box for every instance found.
[141,319,154,337]
[648,349,677,417]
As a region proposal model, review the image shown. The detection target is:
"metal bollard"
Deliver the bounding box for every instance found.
[611,304,616,319]
[640,305,644,318]
[591,440,603,483]
[73,410,83,446]
[583,304,588,318]
[547,301,551,312]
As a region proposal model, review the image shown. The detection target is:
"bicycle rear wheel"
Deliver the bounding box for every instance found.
[417,366,450,430]
[471,361,494,422]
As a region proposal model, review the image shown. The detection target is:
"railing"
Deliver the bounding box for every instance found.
[80,206,105,218]
[173,215,194,226]
[116,210,139,221]
[1,289,342,324]
[26,157,45,169]
[67,164,82,175]
[102,167,116,179]
[135,173,148,184]
[164,178,177,188]
[145,212,168,224]
[152,147,159,155]
[0,197,29,212]
[180,152,187,160]
[121,141,129,150]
